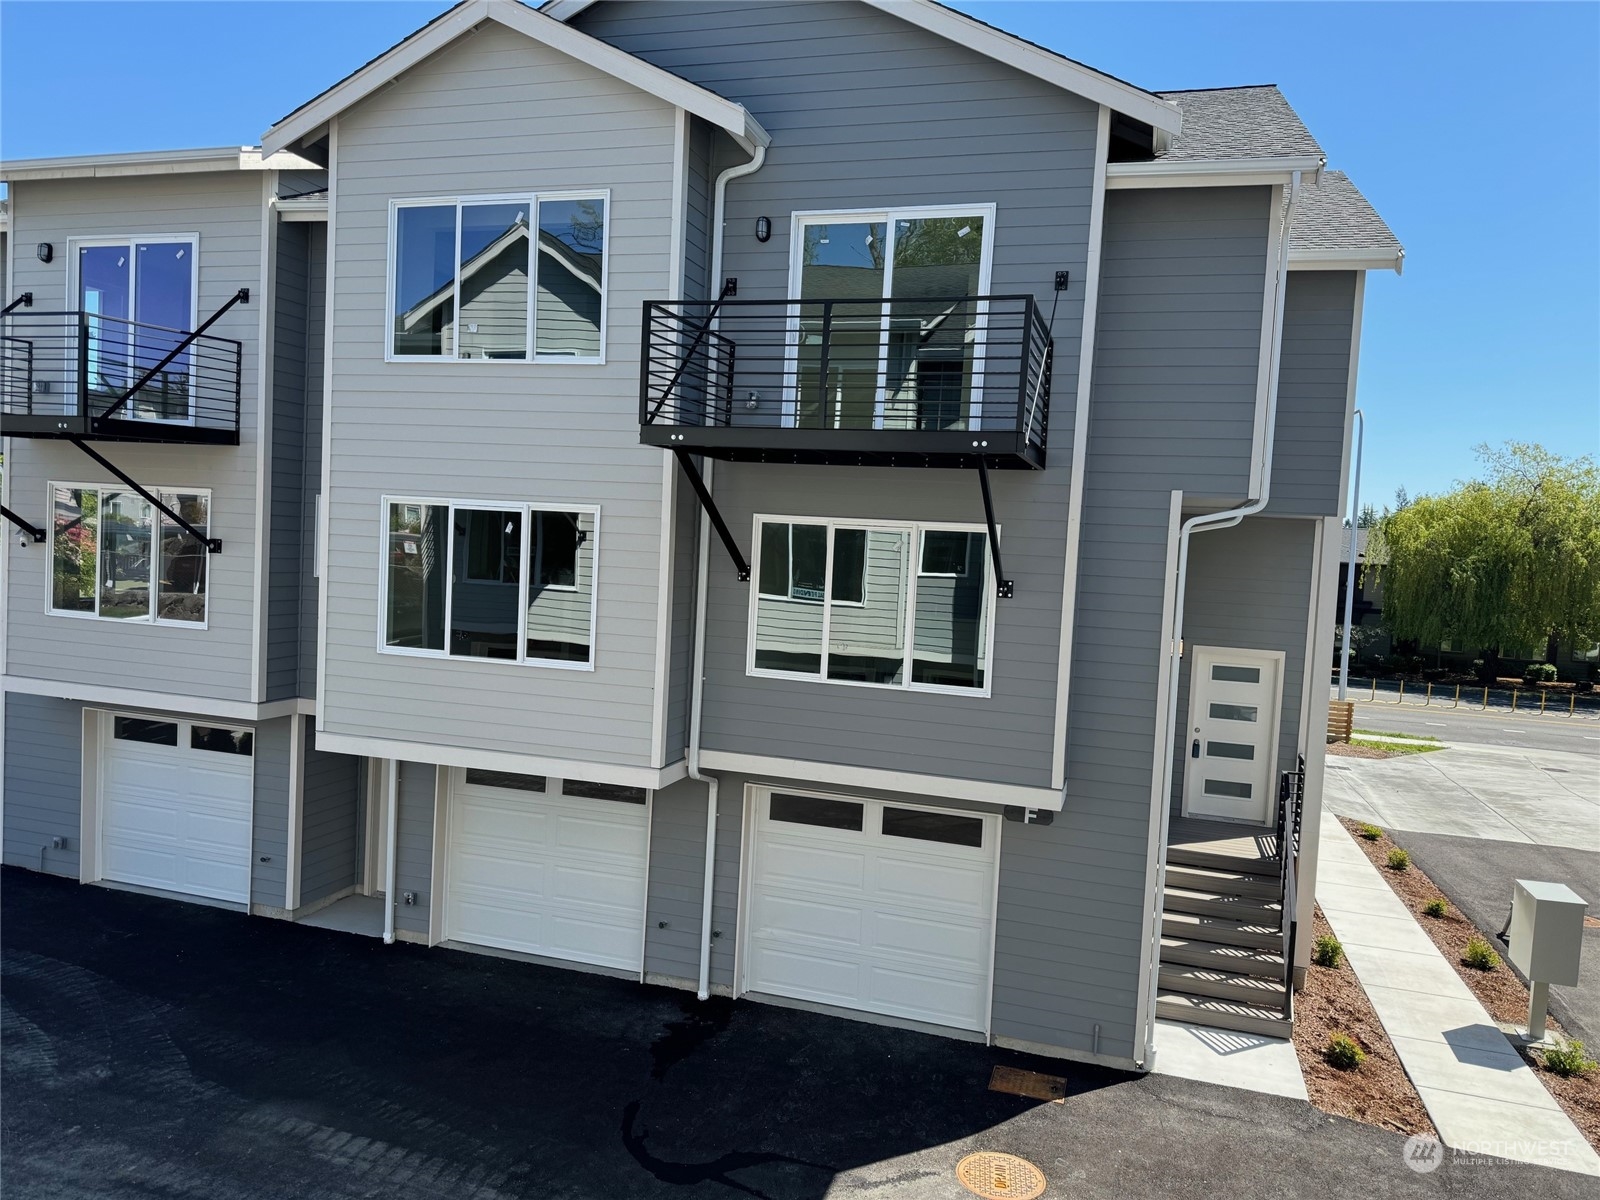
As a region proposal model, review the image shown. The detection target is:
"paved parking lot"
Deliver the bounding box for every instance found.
[4,868,1590,1199]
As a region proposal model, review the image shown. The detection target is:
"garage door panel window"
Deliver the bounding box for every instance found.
[880,806,983,848]
[383,498,598,669]
[191,726,253,755]
[114,716,178,745]
[769,793,864,831]
[751,517,992,695]
[50,484,210,625]
[560,779,646,804]
[465,768,546,792]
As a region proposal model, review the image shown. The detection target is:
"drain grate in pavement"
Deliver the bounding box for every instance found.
[987,1065,1066,1103]
[956,1151,1047,1200]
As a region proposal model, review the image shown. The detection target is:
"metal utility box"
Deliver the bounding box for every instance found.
[1508,879,1587,988]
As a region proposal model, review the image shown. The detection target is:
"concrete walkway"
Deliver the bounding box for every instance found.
[1152,1019,1307,1101]
[1316,810,1600,1176]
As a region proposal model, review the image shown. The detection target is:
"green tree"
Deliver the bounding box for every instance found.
[1369,443,1600,682]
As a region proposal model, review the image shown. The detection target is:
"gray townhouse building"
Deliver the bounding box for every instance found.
[0,0,1401,1070]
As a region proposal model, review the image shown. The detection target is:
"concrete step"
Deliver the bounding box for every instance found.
[1162,886,1283,924]
[1159,963,1288,1007]
[1163,865,1282,901]
[1161,910,1283,952]
[1167,845,1278,876]
[1160,935,1287,980]
[1156,990,1293,1039]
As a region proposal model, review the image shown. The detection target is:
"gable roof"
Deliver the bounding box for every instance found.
[1156,85,1322,162]
[1290,170,1405,274]
[542,0,1184,135]
[261,0,769,156]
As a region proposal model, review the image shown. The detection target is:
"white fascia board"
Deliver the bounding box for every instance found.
[1,675,305,723]
[1289,248,1404,275]
[0,146,319,183]
[262,0,769,156]
[544,0,1182,135]
[277,195,330,223]
[1106,156,1325,190]
[698,750,1066,812]
[311,729,690,792]
[864,1,1181,134]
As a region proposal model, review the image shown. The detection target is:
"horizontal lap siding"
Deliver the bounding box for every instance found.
[267,221,310,701]
[1172,517,1315,811]
[299,718,361,906]
[1269,271,1356,517]
[643,776,708,982]
[300,225,328,695]
[579,0,1095,787]
[3,173,267,701]
[251,716,291,910]
[320,23,677,766]
[2,694,84,877]
[395,761,436,938]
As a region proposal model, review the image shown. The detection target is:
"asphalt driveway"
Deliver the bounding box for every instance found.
[3,867,1590,1199]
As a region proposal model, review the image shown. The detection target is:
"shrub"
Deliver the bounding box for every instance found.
[1462,936,1501,971]
[1357,823,1384,841]
[1524,662,1558,684]
[1325,1033,1366,1071]
[1423,897,1449,919]
[1312,934,1345,969]
[1386,848,1410,871]
[1540,1041,1596,1079]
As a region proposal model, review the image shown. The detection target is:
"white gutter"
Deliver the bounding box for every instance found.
[1138,169,1303,1065]
[692,141,767,1002]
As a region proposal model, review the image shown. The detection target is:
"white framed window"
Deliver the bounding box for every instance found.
[48,482,211,626]
[387,191,608,363]
[380,497,599,669]
[748,515,995,695]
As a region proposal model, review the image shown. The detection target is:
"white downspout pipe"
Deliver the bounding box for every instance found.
[1141,169,1303,1063]
[691,142,767,1002]
[383,758,398,945]
[1337,408,1365,700]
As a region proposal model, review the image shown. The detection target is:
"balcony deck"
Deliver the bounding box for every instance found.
[639,294,1052,471]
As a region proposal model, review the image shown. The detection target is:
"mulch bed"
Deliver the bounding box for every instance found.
[1327,742,1398,761]
[1339,817,1600,1152]
[1291,905,1436,1137]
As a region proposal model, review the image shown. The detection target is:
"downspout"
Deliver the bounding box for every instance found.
[383,758,399,945]
[691,141,767,1002]
[1140,169,1303,1063]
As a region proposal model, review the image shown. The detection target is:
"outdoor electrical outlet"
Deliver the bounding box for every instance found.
[1054,270,1070,291]
[51,836,65,850]
[403,891,417,906]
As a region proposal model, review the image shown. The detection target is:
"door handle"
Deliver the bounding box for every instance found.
[1191,739,1200,759]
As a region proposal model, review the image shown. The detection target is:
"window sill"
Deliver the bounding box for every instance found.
[746,666,990,700]
[377,644,595,673]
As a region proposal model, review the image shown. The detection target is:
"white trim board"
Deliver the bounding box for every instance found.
[0,147,319,183]
[699,749,1064,811]
[1105,156,1323,189]
[262,0,770,156]
[541,0,1183,134]
[1289,250,1403,275]
[2,675,304,724]
[311,730,688,792]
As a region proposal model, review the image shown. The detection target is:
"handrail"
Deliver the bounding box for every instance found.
[96,288,249,421]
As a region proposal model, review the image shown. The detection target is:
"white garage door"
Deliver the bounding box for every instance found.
[99,715,255,904]
[745,790,999,1032]
[445,769,648,972]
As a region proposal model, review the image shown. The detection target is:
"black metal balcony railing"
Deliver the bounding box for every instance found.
[640,295,1052,469]
[0,307,244,444]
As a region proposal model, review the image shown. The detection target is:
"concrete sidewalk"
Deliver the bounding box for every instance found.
[1316,810,1600,1176]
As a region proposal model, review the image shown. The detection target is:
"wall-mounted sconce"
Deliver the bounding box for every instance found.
[755,216,771,243]
[36,243,53,264]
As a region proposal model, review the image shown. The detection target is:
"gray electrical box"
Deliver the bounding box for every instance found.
[1507,879,1587,988]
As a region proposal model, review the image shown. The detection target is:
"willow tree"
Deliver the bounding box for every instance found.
[1370,443,1600,680]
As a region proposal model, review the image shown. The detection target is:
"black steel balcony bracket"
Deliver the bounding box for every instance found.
[1,293,34,317]
[1,505,46,543]
[976,458,1014,599]
[96,288,249,423]
[69,438,221,554]
[672,447,750,582]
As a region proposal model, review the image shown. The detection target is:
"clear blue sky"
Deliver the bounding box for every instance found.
[3,1,1596,510]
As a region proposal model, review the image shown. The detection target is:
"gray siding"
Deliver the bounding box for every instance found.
[2,171,266,702]
[1269,271,1357,518]
[394,761,436,937]
[682,117,715,304]
[642,776,708,982]
[663,470,697,762]
[1171,516,1315,810]
[319,22,679,767]
[300,224,328,692]
[251,716,291,910]
[2,693,83,878]
[578,0,1101,785]
[299,719,361,906]
[267,221,311,700]
[1093,186,1271,503]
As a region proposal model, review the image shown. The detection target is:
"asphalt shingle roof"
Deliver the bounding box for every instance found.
[1156,85,1323,162]
[1291,170,1403,257]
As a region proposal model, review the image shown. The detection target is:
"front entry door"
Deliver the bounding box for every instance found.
[1182,646,1284,825]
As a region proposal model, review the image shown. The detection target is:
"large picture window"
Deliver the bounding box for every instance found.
[750,517,993,694]
[383,498,598,668]
[49,484,209,624]
[389,192,607,363]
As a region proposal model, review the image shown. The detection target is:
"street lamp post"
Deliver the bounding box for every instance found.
[1338,408,1365,701]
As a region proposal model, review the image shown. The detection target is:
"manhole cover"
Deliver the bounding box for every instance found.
[955,1151,1047,1200]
